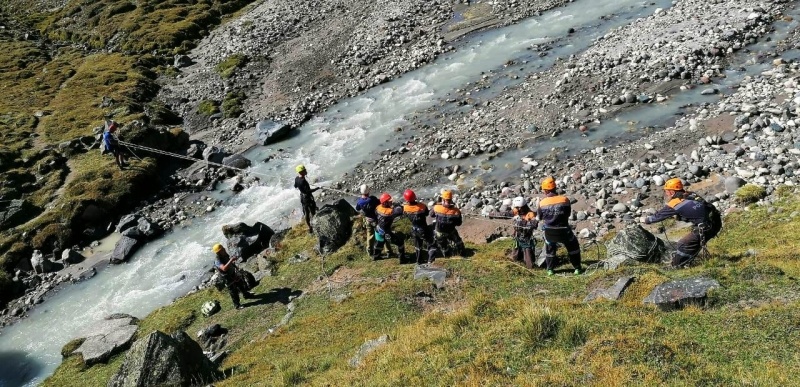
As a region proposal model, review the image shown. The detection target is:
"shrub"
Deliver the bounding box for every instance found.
[215,54,248,79]
[518,305,561,349]
[221,91,245,118]
[735,184,767,204]
[197,100,219,116]
[32,223,71,250]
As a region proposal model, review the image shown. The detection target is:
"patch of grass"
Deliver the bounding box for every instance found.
[198,99,220,116]
[221,91,245,118]
[60,338,85,358]
[42,352,125,387]
[215,54,248,79]
[734,184,767,204]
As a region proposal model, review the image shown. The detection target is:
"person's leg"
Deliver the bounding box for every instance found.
[413,231,424,264]
[392,232,406,262]
[562,231,582,273]
[303,203,314,233]
[425,228,437,263]
[365,220,376,256]
[452,230,465,255]
[227,284,241,308]
[673,231,701,267]
[522,247,534,270]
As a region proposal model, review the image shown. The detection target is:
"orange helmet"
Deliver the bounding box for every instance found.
[379,193,392,204]
[441,190,453,200]
[541,177,556,191]
[664,178,684,191]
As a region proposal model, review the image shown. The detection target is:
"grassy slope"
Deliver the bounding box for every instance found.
[45,199,800,385]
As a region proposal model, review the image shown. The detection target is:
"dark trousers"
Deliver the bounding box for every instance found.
[514,236,535,269]
[673,225,720,267]
[226,281,253,308]
[373,229,405,260]
[543,228,581,271]
[434,229,465,256]
[411,226,437,264]
[302,200,317,229]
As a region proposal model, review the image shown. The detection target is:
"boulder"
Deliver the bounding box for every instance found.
[137,217,162,239]
[349,335,389,368]
[221,154,251,170]
[255,120,291,145]
[221,222,274,261]
[724,176,747,194]
[202,146,228,164]
[72,314,139,366]
[108,331,219,387]
[173,54,192,68]
[30,250,60,274]
[110,236,140,264]
[0,199,37,229]
[61,249,85,264]
[643,277,720,310]
[584,276,635,302]
[115,214,140,233]
[311,199,357,254]
[185,143,203,159]
[604,224,671,269]
[413,265,447,289]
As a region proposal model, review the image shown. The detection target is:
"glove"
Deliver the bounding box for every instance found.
[639,216,648,224]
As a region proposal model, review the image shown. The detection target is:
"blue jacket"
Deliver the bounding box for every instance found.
[645,192,710,226]
[356,196,380,220]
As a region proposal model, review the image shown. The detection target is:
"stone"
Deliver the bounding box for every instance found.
[724,176,747,193]
[413,265,447,289]
[652,175,665,186]
[584,276,635,302]
[578,228,596,239]
[349,335,389,368]
[173,54,192,68]
[72,314,139,366]
[108,331,219,387]
[202,146,228,164]
[0,199,37,229]
[222,222,274,261]
[221,154,252,170]
[61,249,84,264]
[30,250,60,274]
[137,217,162,239]
[110,236,140,264]
[701,88,718,95]
[116,214,140,233]
[612,203,628,213]
[311,199,357,254]
[604,224,671,269]
[255,120,291,145]
[643,277,720,310]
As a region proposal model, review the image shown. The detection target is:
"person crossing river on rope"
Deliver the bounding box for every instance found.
[373,193,406,262]
[510,196,538,269]
[640,178,722,268]
[538,177,583,276]
[294,165,319,234]
[355,184,382,257]
[102,120,127,170]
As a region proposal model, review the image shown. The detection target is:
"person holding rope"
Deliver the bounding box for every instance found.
[373,193,407,262]
[294,165,319,234]
[538,177,583,276]
[355,184,382,257]
[212,244,255,310]
[510,196,537,269]
[102,120,127,170]
[640,178,722,268]
[402,189,437,265]
[430,190,465,256]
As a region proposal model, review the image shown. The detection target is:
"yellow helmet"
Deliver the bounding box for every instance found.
[295,165,306,173]
[441,190,453,200]
[664,178,684,191]
[541,177,556,190]
[212,243,224,254]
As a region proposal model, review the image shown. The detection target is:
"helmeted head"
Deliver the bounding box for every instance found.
[379,193,392,205]
[441,190,453,207]
[295,165,307,175]
[212,243,226,255]
[403,189,417,203]
[512,196,526,209]
[663,178,684,198]
[360,184,370,195]
[541,177,556,191]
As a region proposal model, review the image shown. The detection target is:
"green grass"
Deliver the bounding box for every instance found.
[221,91,245,118]
[734,184,767,204]
[46,197,800,385]
[215,54,248,79]
[198,99,220,116]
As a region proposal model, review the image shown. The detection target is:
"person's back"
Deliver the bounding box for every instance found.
[376,202,402,231]
[512,206,537,238]
[431,203,462,233]
[537,193,571,229]
[403,201,430,229]
[356,195,380,220]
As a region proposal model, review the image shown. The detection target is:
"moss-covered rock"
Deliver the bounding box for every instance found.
[735,184,767,204]
[215,54,248,79]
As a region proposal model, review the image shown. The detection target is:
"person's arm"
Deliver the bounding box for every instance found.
[453,210,463,227]
[219,256,237,271]
[645,205,677,224]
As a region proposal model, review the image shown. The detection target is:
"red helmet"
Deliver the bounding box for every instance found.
[403,189,416,202]
[379,193,392,204]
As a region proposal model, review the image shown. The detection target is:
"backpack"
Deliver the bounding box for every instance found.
[201,300,221,317]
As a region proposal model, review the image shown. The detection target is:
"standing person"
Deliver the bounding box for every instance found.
[402,189,437,265]
[212,244,255,310]
[294,165,319,234]
[537,177,582,276]
[430,190,465,256]
[511,196,538,269]
[373,193,406,262]
[640,178,722,268]
[103,120,126,170]
[355,184,382,257]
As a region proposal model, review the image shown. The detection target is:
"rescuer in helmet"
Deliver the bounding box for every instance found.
[294,165,320,234]
[402,189,437,265]
[355,184,382,257]
[511,196,538,269]
[430,190,465,256]
[373,193,406,261]
[212,243,255,310]
[537,177,582,276]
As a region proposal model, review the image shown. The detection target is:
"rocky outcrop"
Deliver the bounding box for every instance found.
[222,222,274,261]
[584,276,635,302]
[255,120,291,145]
[0,199,38,229]
[312,199,357,254]
[643,277,720,310]
[221,154,251,170]
[349,335,389,368]
[72,314,139,366]
[108,331,219,387]
[110,236,140,264]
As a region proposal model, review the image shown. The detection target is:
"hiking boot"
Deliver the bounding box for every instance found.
[235,305,244,310]
[547,270,554,276]
[574,269,583,276]
[244,292,256,299]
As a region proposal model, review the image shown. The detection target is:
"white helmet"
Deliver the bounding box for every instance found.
[512,196,526,208]
[360,184,370,195]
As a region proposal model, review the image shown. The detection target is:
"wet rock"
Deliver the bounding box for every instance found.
[137,217,162,239]
[413,265,447,289]
[349,335,389,368]
[221,222,274,261]
[255,120,291,145]
[312,199,357,254]
[108,331,219,387]
[221,154,252,170]
[643,277,720,310]
[72,314,139,366]
[110,236,140,264]
[202,146,228,164]
[116,214,139,233]
[584,276,634,302]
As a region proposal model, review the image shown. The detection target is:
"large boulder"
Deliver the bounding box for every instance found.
[30,250,60,274]
[116,214,140,233]
[643,277,720,310]
[72,314,139,366]
[61,249,85,264]
[108,331,219,387]
[255,120,291,145]
[202,146,229,164]
[221,154,251,170]
[0,199,38,229]
[221,222,274,261]
[604,224,671,269]
[136,217,162,239]
[312,199,357,254]
[110,236,140,264]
